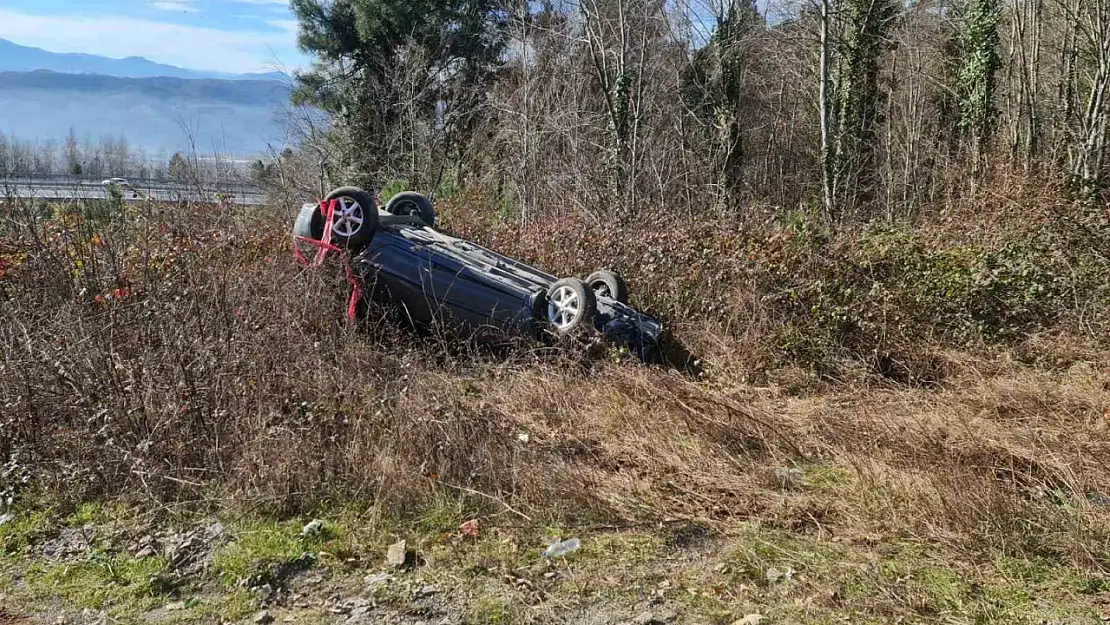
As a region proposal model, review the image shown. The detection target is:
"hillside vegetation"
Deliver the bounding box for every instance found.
[0,192,1108,623]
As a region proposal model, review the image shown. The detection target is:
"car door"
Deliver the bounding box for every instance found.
[417,242,525,335]
[359,232,437,326]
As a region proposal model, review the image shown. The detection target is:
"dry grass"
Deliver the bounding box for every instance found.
[1,195,1109,621]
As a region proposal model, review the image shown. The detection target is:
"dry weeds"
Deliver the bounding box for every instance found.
[1,196,1109,622]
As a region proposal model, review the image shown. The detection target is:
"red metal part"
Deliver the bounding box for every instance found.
[292,198,364,321]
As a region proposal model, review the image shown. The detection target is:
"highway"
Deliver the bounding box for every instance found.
[0,176,267,205]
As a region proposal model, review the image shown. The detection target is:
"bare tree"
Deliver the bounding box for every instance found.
[819,0,835,215]
[1007,0,1044,167]
[1058,0,1110,196]
[273,0,1110,227]
[580,0,666,208]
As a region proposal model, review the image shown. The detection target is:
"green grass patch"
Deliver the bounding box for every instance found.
[66,501,108,527]
[2,503,1106,625]
[25,549,169,612]
[0,508,52,556]
[465,594,511,624]
[211,516,351,588]
[720,524,836,585]
[154,587,259,624]
[801,464,856,491]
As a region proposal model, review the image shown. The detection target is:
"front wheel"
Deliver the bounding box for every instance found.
[322,186,378,248]
[545,278,597,334]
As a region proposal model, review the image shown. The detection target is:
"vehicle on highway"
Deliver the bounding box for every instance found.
[100,177,141,200]
[293,186,663,359]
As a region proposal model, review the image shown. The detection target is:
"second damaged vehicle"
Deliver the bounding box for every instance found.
[293,186,663,359]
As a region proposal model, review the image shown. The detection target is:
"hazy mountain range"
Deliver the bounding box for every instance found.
[0,38,287,81]
[0,39,303,158]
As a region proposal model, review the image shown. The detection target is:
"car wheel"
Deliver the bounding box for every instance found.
[385,192,435,227]
[322,186,379,248]
[545,278,597,333]
[586,270,629,303]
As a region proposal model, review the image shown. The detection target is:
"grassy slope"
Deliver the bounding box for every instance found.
[3,360,1107,624]
[0,197,1108,623]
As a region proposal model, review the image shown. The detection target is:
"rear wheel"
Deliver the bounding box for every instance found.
[322,186,378,248]
[586,270,629,303]
[385,191,436,227]
[545,278,597,333]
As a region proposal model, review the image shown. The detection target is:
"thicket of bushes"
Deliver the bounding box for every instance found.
[438,180,1110,382]
[1,185,1108,519]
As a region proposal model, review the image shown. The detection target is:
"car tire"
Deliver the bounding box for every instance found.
[586,270,629,303]
[322,186,378,249]
[385,192,435,227]
[545,278,597,334]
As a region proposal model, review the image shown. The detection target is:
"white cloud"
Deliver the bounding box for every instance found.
[149,0,197,12]
[0,8,301,73]
[266,19,299,34]
[235,0,291,5]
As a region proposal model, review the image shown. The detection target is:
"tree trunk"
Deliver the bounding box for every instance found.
[819,0,836,217]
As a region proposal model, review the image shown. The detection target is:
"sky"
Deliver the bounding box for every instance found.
[0,0,312,74]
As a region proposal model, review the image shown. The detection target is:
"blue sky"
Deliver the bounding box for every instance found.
[0,0,312,74]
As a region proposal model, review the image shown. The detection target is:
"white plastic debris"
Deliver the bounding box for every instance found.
[542,537,581,558]
[385,540,407,567]
[301,519,324,537]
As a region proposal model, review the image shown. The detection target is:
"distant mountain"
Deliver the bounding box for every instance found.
[0,38,288,82]
[239,72,291,83]
[0,70,298,156]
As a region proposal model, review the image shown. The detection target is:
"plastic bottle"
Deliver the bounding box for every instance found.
[542,537,581,557]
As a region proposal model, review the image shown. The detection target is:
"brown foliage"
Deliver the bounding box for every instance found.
[439,176,1110,380]
[1,194,1109,574]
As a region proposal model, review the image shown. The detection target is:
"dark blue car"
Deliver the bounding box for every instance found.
[293,187,663,359]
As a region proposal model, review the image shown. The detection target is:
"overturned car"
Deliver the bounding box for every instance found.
[293,186,663,360]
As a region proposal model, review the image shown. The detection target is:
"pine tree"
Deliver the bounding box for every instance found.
[168,153,189,180]
[290,0,509,186]
[64,127,82,176]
